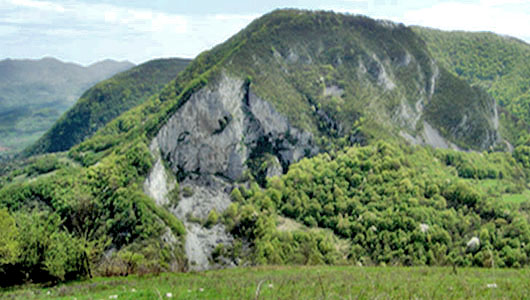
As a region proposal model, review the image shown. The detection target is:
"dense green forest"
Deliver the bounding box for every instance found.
[1,9,530,287]
[226,142,530,267]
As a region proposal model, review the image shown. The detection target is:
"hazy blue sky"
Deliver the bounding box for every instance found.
[1,0,529,65]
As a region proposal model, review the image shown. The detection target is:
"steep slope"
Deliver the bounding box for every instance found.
[1,10,530,285]
[24,58,191,156]
[413,27,530,146]
[0,58,134,156]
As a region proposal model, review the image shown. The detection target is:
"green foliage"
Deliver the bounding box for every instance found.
[117,250,146,276]
[43,231,86,281]
[425,68,498,149]
[0,139,185,284]
[24,154,62,176]
[513,145,530,168]
[435,149,523,181]
[204,209,219,228]
[0,51,201,285]
[0,211,91,285]
[230,188,244,203]
[167,182,180,207]
[99,239,185,277]
[0,209,20,266]
[230,141,530,267]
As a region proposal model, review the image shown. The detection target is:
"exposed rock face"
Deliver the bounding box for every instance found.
[156,75,247,181]
[172,176,234,271]
[143,140,175,206]
[266,156,283,178]
[359,54,396,91]
[394,59,500,151]
[146,73,319,270]
[324,85,344,98]
[401,121,460,150]
[156,73,318,181]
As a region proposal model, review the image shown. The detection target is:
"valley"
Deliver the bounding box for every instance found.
[0,58,134,157]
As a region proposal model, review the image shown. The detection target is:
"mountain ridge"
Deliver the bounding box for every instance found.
[158,9,502,153]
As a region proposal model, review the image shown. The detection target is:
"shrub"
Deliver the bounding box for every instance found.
[205,209,219,228]
[0,209,19,266]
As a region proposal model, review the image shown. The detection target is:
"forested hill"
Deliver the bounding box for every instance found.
[24,58,191,156]
[0,57,134,156]
[413,27,530,146]
[1,9,530,286]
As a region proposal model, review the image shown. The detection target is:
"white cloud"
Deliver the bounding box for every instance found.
[0,24,18,36]
[7,0,64,12]
[480,0,528,7]
[402,1,530,41]
[87,4,188,34]
[0,0,259,64]
[1,0,188,34]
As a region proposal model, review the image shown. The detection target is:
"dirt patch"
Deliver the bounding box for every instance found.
[276,216,305,232]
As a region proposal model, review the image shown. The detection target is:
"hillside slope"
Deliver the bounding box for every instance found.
[1,10,530,285]
[24,58,191,156]
[413,27,530,146]
[0,58,133,156]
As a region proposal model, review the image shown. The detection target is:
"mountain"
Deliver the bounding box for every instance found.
[0,57,134,156]
[24,58,191,156]
[159,12,502,154]
[413,27,530,146]
[1,10,530,285]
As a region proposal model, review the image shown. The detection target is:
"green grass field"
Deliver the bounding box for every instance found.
[502,190,530,204]
[2,266,529,299]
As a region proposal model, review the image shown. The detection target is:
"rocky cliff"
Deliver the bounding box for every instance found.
[145,73,319,269]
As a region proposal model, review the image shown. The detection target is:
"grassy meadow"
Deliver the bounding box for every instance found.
[1,266,529,299]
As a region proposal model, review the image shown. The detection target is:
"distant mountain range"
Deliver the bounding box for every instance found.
[24,58,191,156]
[0,57,134,155]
